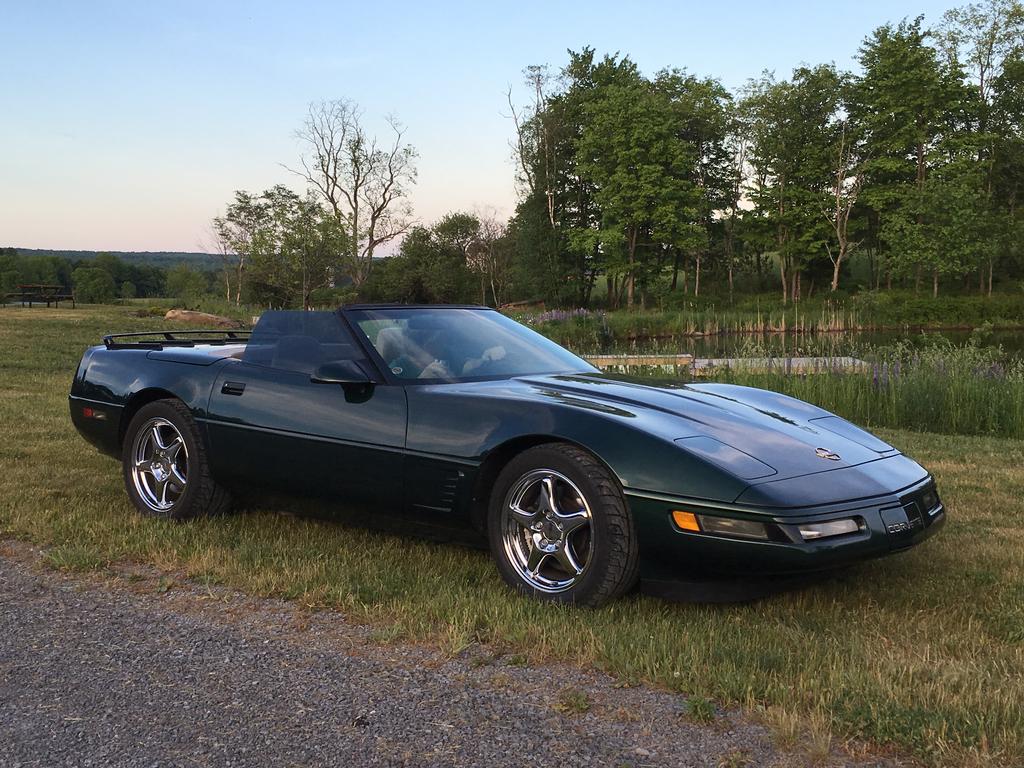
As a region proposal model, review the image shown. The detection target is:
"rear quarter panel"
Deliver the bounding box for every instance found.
[70,346,224,457]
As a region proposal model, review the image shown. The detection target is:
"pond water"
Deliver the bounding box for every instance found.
[604,327,1024,360]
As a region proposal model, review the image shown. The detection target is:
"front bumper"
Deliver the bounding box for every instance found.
[628,475,945,584]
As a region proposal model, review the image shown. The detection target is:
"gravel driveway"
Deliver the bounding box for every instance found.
[0,542,899,767]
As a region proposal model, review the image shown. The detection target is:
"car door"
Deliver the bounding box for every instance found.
[204,311,407,513]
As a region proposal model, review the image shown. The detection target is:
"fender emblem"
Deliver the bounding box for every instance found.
[815,447,841,461]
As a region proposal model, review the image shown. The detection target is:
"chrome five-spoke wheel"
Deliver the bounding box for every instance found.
[501,468,594,593]
[122,399,231,520]
[489,443,639,606]
[130,417,188,512]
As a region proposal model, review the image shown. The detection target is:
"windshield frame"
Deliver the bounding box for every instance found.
[340,305,598,385]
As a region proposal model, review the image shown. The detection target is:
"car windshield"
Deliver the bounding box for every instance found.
[347,307,597,382]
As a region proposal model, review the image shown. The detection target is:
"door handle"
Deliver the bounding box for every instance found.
[221,381,246,396]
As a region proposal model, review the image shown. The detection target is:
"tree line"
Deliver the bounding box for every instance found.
[509,3,1024,307]
[2,249,148,302]
[210,2,1023,311]
[0,248,221,305]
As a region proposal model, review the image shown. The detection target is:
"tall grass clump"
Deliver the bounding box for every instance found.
[709,338,1024,439]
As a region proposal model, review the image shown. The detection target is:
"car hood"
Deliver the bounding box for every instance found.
[514,373,900,484]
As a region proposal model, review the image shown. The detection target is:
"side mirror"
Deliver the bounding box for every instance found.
[311,359,373,386]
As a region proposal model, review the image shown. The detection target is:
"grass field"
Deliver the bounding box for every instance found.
[2,305,1023,766]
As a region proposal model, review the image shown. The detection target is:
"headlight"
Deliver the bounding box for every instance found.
[920,487,940,514]
[699,514,769,540]
[672,509,863,544]
[671,510,770,540]
[798,518,861,541]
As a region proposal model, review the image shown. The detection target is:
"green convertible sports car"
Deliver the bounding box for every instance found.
[70,304,944,606]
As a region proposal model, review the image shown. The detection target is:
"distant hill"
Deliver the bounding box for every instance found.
[15,248,221,270]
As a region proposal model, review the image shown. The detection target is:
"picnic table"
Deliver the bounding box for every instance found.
[3,284,75,308]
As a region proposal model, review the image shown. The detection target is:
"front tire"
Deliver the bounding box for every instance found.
[487,443,639,607]
[121,399,231,520]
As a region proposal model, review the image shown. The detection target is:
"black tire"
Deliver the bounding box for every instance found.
[121,399,232,521]
[487,443,639,607]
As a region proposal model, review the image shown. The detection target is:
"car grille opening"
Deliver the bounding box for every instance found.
[898,482,943,530]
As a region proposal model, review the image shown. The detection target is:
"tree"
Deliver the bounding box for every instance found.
[508,62,577,306]
[938,0,1024,292]
[508,64,557,229]
[852,18,969,293]
[123,264,164,299]
[721,105,754,297]
[577,75,701,309]
[742,65,845,302]
[120,281,136,300]
[822,115,866,292]
[214,186,349,308]
[885,157,998,295]
[937,0,1024,123]
[991,51,1024,289]
[0,248,19,295]
[655,70,734,297]
[467,208,513,306]
[165,264,208,307]
[92,253,125,284]
[212,190,269,305]
[508,50,645,306]
[291,99,417,287]
[363,217,476,304]
[72,267,116,304]
[244,186,348,309]
[432,211,481,261]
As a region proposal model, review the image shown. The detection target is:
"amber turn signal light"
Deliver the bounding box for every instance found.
[671,510,701,532]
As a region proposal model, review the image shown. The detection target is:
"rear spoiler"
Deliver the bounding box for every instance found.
[102,330,251,350]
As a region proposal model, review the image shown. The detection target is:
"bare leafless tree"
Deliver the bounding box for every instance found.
[288,99,417,286]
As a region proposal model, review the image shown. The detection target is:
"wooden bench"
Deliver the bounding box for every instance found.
[3,284,75,308]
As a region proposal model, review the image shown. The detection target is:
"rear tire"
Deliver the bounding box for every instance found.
[487,443,639,607]
[121,399,232,520]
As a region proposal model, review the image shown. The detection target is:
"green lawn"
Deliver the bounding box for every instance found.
[1,305,1022,766]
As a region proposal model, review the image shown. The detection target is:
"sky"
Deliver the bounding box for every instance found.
[1,0,957,253]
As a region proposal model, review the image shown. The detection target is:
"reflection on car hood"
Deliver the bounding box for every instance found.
[515,373,899,484]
